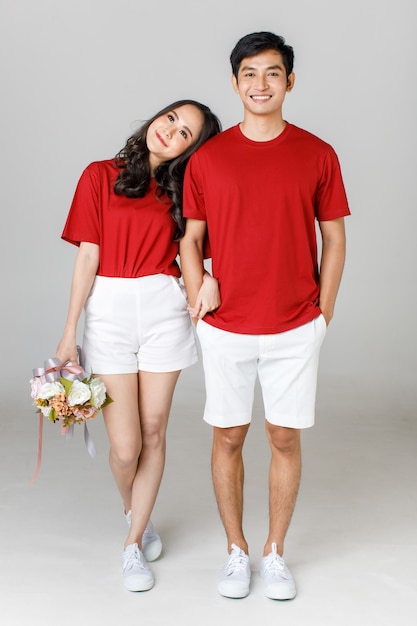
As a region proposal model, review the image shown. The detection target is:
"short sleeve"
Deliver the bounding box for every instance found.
[61,163,101,247]
[183,154,207,220]
[315,147,350,221]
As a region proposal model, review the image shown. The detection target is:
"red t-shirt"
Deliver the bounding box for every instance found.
[183,123,350,334]
[61,159,180,278]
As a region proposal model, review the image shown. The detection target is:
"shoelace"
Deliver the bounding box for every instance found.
[123,544,146,573]
[263,552,286,575]
[226,551,248,575]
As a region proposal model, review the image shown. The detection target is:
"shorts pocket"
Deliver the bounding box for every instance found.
[170,276,189,305]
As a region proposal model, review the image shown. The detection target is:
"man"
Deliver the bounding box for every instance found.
[180,31,350,600]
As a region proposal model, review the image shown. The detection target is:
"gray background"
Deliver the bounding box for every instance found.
[0,1,416,624]
[1,0,416,394]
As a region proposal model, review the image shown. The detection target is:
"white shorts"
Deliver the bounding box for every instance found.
[82,275,198,374]
[196,316,327,429]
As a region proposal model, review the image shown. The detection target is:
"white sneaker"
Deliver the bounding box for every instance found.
[142,520,163,562]
[122,543,154,592]
[218,544,251,598]
[259,542,296,600]
[124,511,162,562]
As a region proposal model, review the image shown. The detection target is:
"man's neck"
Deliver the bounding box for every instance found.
[239,115,286,142]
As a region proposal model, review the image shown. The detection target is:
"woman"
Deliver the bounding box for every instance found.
[56,100,221,592]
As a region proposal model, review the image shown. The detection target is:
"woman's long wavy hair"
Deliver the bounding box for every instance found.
[114,100,221,240]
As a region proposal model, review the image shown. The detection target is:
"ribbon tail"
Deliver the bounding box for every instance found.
[63,424,74,440]
[84,422,96,458]
[29,413,44,485]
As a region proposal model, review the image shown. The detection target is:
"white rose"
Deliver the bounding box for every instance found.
[90,377,107,408]
[67,380,91,406]
[38,381,65,399]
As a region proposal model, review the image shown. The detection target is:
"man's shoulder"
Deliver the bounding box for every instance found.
[287,123,334,151]
[193,126,237,156]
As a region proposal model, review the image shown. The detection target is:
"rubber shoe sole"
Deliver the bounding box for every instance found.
[218,579,250,598]
[124,572,154,592]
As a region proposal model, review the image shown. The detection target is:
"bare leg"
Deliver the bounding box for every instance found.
[212,424,250,554]
[101,371,180,550]
[125,370,180,549]
[101,374,141,512]
[264,424,301,557]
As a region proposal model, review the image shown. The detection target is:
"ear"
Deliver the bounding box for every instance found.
[231,74,239,93]
[286,72,295,92]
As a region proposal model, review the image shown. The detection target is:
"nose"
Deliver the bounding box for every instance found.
[161,126,172,140]
[254,75,268,90]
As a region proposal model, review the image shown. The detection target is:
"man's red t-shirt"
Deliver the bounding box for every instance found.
[183,123,350,334]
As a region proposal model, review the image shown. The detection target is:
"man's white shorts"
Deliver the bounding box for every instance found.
[196,315,327,429]
[82,275,197,374]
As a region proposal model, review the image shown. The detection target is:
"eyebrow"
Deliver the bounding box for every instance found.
[240,63,283,72]
[171,110,193,138]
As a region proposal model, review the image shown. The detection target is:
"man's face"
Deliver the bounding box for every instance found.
[232,49,295,117]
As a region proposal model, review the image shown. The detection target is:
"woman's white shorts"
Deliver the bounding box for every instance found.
[196,315,327,429]
[82,275,197,374]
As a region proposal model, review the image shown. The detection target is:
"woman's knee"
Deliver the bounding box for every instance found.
[110,439,141,469]
[140,418,167,451]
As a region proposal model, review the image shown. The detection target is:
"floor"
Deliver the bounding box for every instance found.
[1,363,416,626]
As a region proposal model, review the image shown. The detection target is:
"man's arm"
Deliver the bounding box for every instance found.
[180,218,220,322]
[318,217,347,325]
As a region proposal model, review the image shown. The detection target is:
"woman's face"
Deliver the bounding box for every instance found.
[146,104,204,171]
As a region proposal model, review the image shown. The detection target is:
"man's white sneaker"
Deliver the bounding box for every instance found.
[122,543,154,592]
[259,542,296,600]
[218,544,251,598]
[124,511,162,562]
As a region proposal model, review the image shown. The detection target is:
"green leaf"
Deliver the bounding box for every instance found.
[60,377,73,395]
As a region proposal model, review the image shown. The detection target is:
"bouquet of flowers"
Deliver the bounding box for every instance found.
[30,369,111,427]
[29,353,112,483]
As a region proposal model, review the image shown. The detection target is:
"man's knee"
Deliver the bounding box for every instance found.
[266,424,300,455]
[213,425,249,454]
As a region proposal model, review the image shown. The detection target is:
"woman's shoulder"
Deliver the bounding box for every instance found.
[83,158,118,173]
[79,158,120,184]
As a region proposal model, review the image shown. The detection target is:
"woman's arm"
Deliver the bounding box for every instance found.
[56,242,100,363]
[318,217,346,325]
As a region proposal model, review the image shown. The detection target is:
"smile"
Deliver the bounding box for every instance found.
[156,132,167,147]
[250,95,272,102]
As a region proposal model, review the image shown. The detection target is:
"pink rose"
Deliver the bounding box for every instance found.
[74,406,97,420]
[30,378,43,400]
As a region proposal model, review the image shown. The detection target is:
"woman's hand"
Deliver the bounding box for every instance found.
[188,273,221,321]
[56,331,79,365]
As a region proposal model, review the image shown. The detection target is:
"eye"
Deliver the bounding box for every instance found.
[244,72,255,78]
[179,129,188,139]
[167,114,175,122]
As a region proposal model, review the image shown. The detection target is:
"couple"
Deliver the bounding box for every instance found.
[57,31,350,599]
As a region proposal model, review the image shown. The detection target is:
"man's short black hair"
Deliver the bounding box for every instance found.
[230,31,294,79]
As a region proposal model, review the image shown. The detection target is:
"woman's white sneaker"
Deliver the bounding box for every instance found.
[124,510,162,562]
[259,542,296,600]
[142,520,162,562]
[122,543,154,592]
